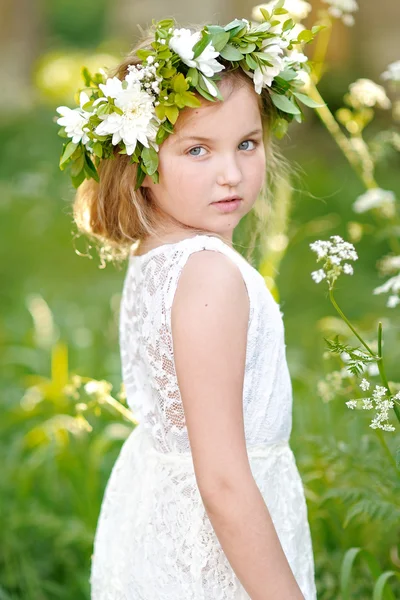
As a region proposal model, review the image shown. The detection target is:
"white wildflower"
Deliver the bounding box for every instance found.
[169,28,225,78]
[373,274,400,309]
[322,0,358,26]
[378,254,400,275]
[360,378,370,391]
[94,78,159,155]
[252,1,312,23]
[362,397,373,410]
[310,235,358,287]
[381,60,400,83]
[352,188,396,214]
[387,295,400,308]
[348,78,391,109]
[346,399,358,409]
[311,269,326,283]
[56,91,91,145]
[343,263,353,275]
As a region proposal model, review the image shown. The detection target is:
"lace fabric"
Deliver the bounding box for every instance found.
[90,234,317,599]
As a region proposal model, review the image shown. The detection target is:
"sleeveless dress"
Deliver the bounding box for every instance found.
[90,233,317,600]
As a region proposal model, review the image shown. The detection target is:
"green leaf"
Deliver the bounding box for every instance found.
[259,8,270,21]
[282,18,295,32]
[276,68,298,82]
[219,43,244,61]
[272,0,285,8]
[195,83,215,102]
[192,33,211,60]
[207,25,226,35]
[134,163,146,190]
[181,91,202,108]
[71,169,86,189]
[57,127,68,138]
[83,153,99,182]
[293,92,325,108]
[240,43,256,54]
[70,153,85,176]
[373,571,400,600]
[141,146,159,176]
[60,141,78,167]
[270,92,301,115]
[245,54,259,70]
[297,29,314,44]
[173,73,188,94]
[81,67,92,87]
[92,141,103,158]
[224,19,245,32]
[155,103,166,120]
[157,18,174,29]
[165,105,179,124]
[187,67,198,87]
[150,170,159,185]
[160,66,176,78]
[312,25,326,34]
[273,8,288,15]
[210,31,230,52]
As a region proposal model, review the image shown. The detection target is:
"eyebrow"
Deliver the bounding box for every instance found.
[176,128,263,144]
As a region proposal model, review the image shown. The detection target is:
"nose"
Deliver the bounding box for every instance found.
[216,153,242,188]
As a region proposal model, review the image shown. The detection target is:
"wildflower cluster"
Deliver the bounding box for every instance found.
[345,379,399,432]
[352,188,396,217]
[310,235,358,289]
[56,9,323,189]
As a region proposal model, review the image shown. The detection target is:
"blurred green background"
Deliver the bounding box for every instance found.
[1,1,399,598]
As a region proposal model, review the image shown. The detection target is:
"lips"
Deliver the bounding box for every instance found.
[214,196,242,203]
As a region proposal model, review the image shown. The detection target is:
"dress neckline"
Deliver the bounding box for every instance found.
[130,234,232,260]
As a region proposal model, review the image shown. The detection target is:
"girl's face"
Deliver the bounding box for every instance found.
[142,79,267,242]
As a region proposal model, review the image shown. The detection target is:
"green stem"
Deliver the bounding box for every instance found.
[307,83,378,189]
[311,16,333,83]
[328,288,376,356]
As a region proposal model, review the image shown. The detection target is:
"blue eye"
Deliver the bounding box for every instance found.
[239,140,257,151]
[188,146,206,156]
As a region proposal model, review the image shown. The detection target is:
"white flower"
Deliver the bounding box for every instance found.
[346,399,358,409]
[373,274,400,309]
[311,269,326,283]
[169,28,224,78]
[246,36,287,93]
[56,91,91,145]
[352,188,396,214]
[310,235,358,287]
[362,397,373,410]
[252,1,312,22]
[378,254,400,275]
[348,78,391,109]
[360,378,370,391]
[94,81,159,155]
[322,0,358,26]
[387,295,400,308]
[381,60,400,83]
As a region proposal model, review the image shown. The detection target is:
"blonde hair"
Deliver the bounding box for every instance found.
[72,24,291,267]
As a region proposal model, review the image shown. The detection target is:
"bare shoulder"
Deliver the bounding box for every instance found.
[172,248,249,314]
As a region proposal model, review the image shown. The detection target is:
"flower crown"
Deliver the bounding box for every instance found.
[56,6,322,190]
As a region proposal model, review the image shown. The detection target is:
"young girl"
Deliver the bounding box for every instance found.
[57,14,317,600]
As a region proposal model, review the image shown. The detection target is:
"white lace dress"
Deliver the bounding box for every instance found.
[90,233,317,600]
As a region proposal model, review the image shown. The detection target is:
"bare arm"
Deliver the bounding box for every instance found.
[171,251,304,600]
